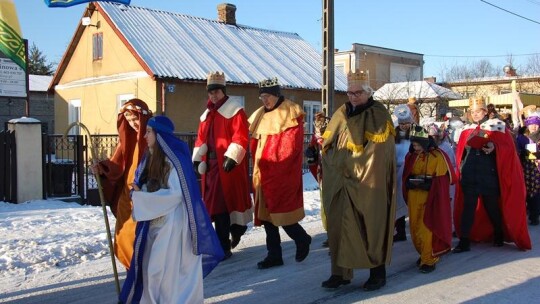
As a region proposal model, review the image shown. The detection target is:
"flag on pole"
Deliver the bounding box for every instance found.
[0,0,25,70]
[44,0,131,8]
[511,80,524,128]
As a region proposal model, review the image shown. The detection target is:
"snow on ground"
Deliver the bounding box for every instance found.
[1,172,540,303]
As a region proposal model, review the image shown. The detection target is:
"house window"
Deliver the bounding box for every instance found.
[117,94,135,112]
[303,100,322,134]
[93,33,103,61]
[228,95,245,108]
[68,99,81,135]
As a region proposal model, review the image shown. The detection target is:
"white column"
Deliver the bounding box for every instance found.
[8,117,43,203]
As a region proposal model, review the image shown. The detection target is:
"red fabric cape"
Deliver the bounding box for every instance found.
[403,149,456,256]
[194,99,252,217]
[251,118,304,225]
[454,126,531,250]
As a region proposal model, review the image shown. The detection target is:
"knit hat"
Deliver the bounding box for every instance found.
[393,104,414,124]
[148,116,175,135]
[207,71,226,92]
[525,113,540,127]
[258,77,281,96]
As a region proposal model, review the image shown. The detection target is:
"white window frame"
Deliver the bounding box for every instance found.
[68,99,81,135]
[117,93,135,112]
[303,100,322,134]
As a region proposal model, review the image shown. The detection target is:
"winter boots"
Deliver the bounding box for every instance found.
[393,216,407,242]
[452,237,470,253]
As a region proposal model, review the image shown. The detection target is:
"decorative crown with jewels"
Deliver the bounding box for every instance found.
[207,71,226,86]
[347,69,369,87]
[468,96,486,111]
[410,126,429,139]
[258,77,279,88]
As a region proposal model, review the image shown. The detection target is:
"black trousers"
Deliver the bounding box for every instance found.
[461,193,502,237]
[262,220,310,259]
[214,212,247,252]
[527,193,540,221]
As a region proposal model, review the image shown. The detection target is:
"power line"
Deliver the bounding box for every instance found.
[425,52,540,58]
[525,0,540,6]
[480,0,540,25]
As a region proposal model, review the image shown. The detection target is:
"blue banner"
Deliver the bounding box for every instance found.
[44,0,131,8]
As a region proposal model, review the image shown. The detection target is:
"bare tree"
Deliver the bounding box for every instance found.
[524,54,540,75]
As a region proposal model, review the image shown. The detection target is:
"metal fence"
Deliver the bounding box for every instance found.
[43,133,313,204]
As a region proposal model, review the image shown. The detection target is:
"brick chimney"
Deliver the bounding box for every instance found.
[217,3,236,25]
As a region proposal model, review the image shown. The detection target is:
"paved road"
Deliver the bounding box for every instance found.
[2,221,540,304]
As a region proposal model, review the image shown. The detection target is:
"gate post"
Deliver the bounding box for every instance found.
[7,117,43,203]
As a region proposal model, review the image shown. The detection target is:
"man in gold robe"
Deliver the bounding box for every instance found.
[321,70,396,291]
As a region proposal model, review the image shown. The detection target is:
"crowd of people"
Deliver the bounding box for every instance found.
[94,70,535,303]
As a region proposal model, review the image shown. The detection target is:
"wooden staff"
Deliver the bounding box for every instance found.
[64,122,120,295]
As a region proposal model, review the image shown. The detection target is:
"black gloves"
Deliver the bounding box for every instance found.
[193,161,201,173]
[223,157,237,172]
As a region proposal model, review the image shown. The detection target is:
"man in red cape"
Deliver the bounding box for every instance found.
[248,77,311,269]
[192,71,253,259]
[453,97,531,252]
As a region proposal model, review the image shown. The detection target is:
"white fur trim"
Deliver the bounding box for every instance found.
[198,143,208,156]
[218,99,243,119]
[200,109,210,122]
[224,142,246,164]
[192,144,208,162]
[198,161,207,175]
[192,146,202,162]
[480,118,506,133]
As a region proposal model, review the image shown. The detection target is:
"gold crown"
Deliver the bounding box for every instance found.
[207,71,226,86]
[521,105,538,119]
[410,126,429,139]
[469,96,486,111]
[259,77,279,88]
[347,69,368,86]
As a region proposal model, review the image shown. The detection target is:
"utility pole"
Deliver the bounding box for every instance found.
[321,0,334,116]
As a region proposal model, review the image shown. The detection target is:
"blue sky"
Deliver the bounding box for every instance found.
[13,0,540,80]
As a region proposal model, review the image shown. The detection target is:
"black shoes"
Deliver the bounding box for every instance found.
[419,264,436,273]
[321,239,329,248]
[231,234,241,249]
[452,237,470,253]
[530,218,540,226]
[222,250,233,261]
[257,257,284,269]
[295,236,312,262]
[321,275,351,289]
[416,258,421,267]
[493,233,504,247]
[393,233,407,242]
[363,277,386,291]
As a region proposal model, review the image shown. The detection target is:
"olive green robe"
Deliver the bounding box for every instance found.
[322,100,396,270]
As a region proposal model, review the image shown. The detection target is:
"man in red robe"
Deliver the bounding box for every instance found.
[192,71,253,259]
[248,77,311,269]
[453,97,531,252]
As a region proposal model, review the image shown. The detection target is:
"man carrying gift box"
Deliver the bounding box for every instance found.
[453,97,531,253]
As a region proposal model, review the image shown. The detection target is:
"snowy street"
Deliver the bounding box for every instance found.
[1,174,539,303]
